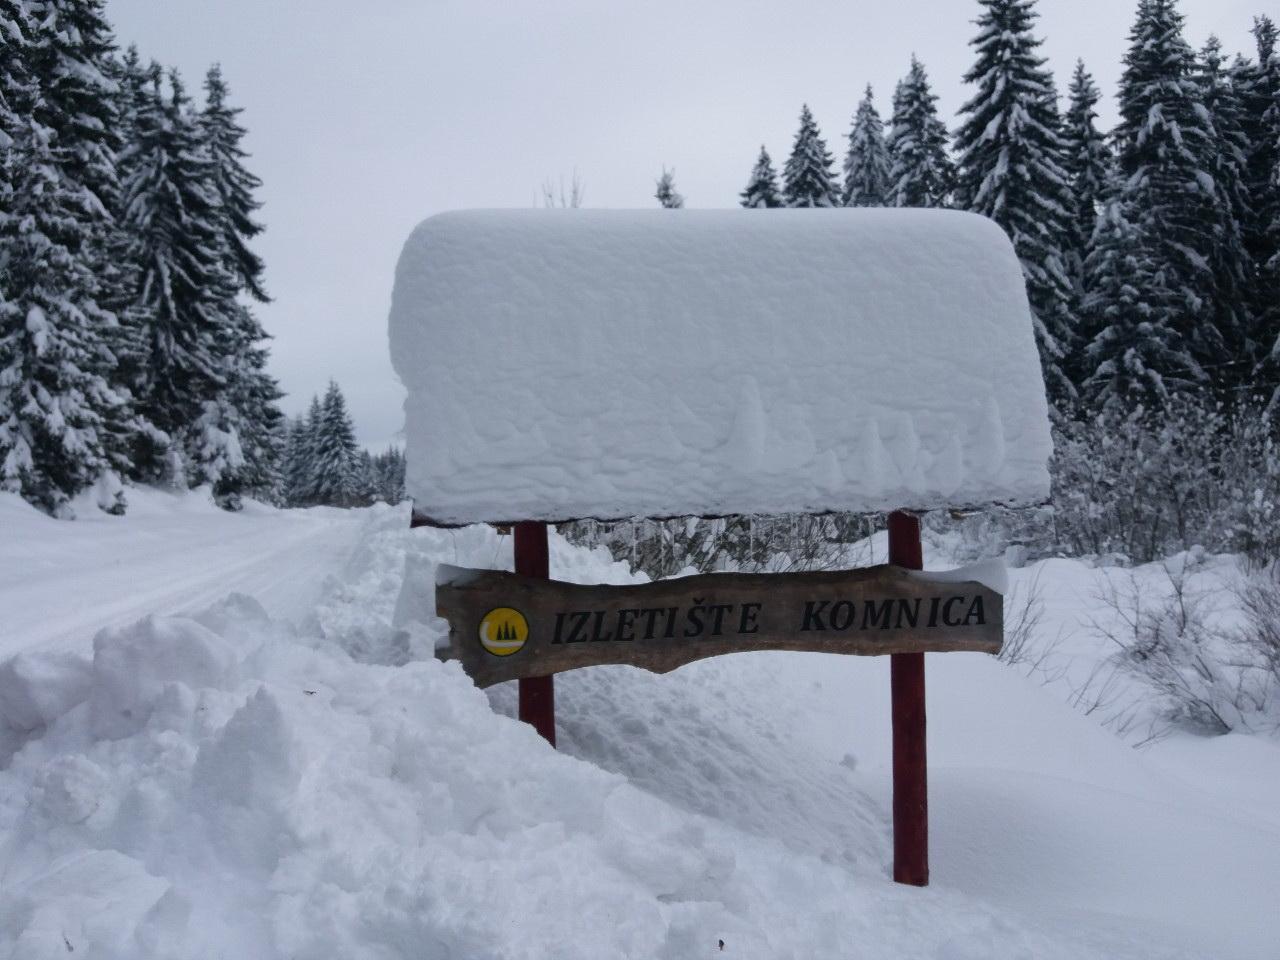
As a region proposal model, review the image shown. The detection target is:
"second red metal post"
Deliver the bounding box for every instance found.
[888,509,928,886]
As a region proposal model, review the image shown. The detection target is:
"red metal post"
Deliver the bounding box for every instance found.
[514,521,556,747]
[888,509,928,886]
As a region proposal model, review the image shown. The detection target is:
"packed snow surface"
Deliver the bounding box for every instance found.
[389,209,1053,524]
[3,494,1278,958]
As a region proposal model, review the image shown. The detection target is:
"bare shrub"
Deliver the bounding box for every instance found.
[1235,570,1280,710]
[1094,561,1277,734]
[933,395,1280,568]
[998,566,1065,678]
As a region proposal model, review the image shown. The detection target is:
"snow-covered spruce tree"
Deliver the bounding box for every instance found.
[216,310,284,503]
[0,119,134,514]
[0,1,144,514]
[1237,17,1280,403]
[199,65,283,503]
[783,105,839,207]
[1,0,37,219]
[1195,36,1255,390]
[842,85,891,207]
[25,1,135,396]
[739,146,782,208]
[352,449,376,506]
[1081,192,1199,409]
[654,166,684,208]
[200,64,267,302]
[26,0,120,235]
[99,46,156,433]
[117,65,247,490]
[372,446,405,504]
[1061,60,1112,294]
[284,398,321,506]
[280,414,304,505]
[954,0,1076,403]
[1113,0,1227,389]
[311,381,360,507]
[886,56,954,208]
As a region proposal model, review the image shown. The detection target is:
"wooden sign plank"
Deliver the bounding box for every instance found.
[436,564,1003,688]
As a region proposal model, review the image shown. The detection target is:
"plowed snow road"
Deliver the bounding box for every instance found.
[0,490,373,658]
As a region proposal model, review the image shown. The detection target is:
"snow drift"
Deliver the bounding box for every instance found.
[389,209,1053,525]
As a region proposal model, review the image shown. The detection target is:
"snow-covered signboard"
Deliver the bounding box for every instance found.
[389,209,1052,526]
[390,208,1052,889]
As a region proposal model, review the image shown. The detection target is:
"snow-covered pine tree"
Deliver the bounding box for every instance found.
[199,65,283,503]
[310,381,360,507]
[99,46,154,426]
[1195,35,1254,390]
[0,0,36,219]
[200,64,267,302]
[783,105,839,207]
[353,449,377,506]
[284,397,322,506]
[211,305,283,505]
[1081,193,1199,408]
[654,166,684,208]
[26,0,120,236]
[842,85,891,207]
[886,56,954,208]
[373,446,405,503]
[0,0,144,514]
[1061,60,1112,293]
[1113,0,1226,388]
[0,118,134,514]
[117,64,246,488]
[953,0,1076,403]
[1237,16,1280,403]
[280,414,303,505]
[739,146,782,208]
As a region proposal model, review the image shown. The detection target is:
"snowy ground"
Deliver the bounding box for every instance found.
[1,492,1277,959]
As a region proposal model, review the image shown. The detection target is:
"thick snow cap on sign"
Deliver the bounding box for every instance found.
[389,209,1052,525]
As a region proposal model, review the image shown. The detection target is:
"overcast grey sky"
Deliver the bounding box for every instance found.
[105,0,1263,449]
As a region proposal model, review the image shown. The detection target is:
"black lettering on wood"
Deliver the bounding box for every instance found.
[861,599,893,630]
[663,607,678,639]
[640,607,663,640]
[685,600,707,638]
[942,596,964,627]
[829,600,856,631]
[566,610,590,643]
[801,600,829,631]
[617,609,639,641]
[590,610,612,642]
[895,598,920,629]
[708,604,734,636]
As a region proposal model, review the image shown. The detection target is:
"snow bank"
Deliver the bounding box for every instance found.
[0,597,1216,959]
[389,209,1053,524]
[0,591,1069,959]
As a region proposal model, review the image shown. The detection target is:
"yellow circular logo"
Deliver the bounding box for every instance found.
[478,607,529,657]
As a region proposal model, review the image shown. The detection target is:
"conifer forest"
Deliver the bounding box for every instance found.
[2,0,1278,550]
